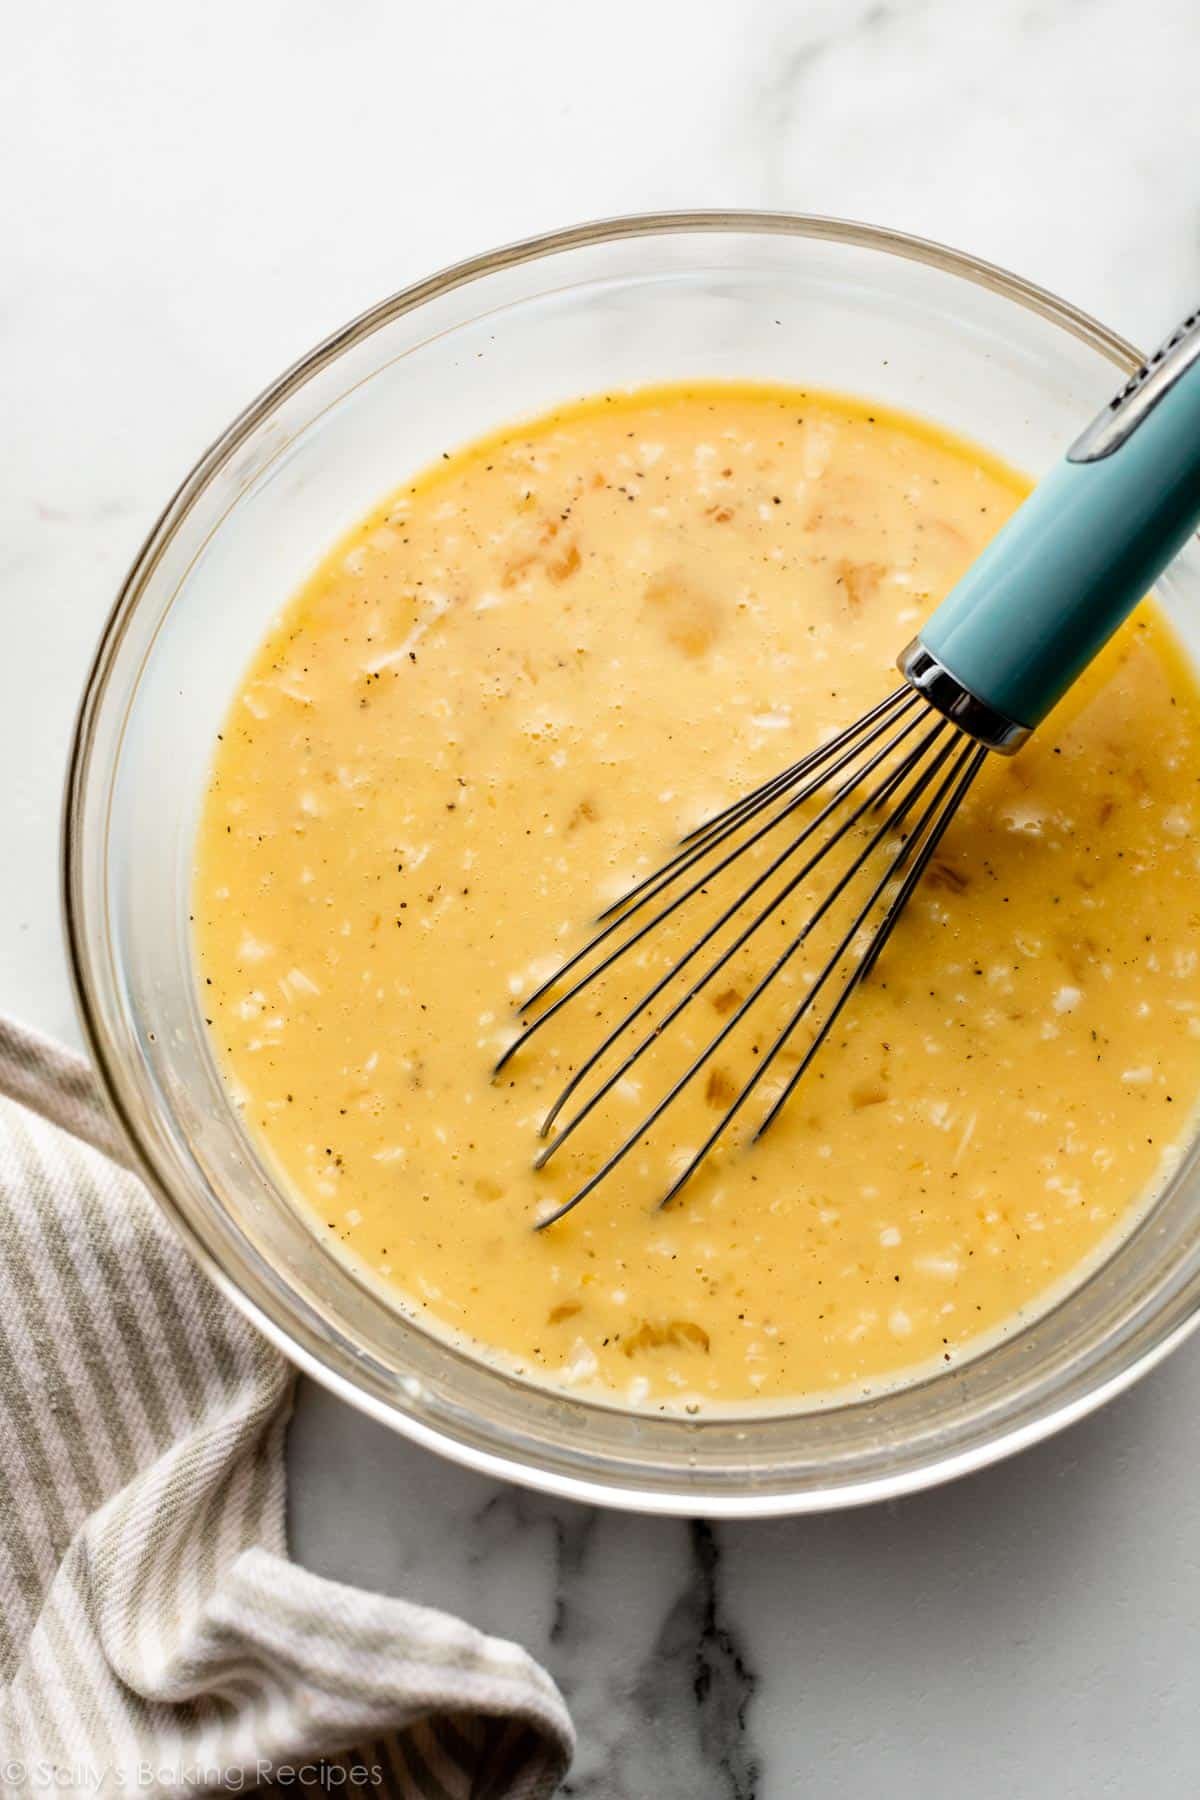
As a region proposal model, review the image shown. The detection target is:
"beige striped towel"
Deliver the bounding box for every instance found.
[0,1017,573,1797]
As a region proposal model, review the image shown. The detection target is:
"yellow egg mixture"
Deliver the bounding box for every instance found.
[195,384,1200,1410]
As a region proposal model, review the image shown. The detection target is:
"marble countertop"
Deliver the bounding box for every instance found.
[5,2,1200,1792]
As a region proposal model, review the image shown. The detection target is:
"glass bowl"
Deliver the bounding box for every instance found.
[63,212,1200,1516]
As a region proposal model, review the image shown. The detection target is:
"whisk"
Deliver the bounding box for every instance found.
[498,305,1200,1224]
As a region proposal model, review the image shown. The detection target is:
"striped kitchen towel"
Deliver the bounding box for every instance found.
[0,1017,573,1797]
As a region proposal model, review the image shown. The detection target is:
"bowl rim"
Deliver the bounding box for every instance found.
[64,206,1188,1518]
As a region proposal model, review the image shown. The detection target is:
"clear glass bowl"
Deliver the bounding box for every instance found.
[64,212,1200,1516]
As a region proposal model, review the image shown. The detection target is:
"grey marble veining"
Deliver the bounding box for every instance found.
[289,1383,765,1799]
[292,1335,1200,1798]
[8,1,1200,1794]
[737,0,1200,338]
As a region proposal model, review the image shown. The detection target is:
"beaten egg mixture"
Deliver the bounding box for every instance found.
[195,384,1200,1409]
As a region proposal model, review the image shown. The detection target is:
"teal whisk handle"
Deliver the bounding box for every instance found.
[901,307,1200,749]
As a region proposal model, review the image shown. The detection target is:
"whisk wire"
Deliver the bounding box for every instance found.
[532,722,956,1205]
[533,723,978,1227]
[750,739,988,1149]
[535,711,950,1160]
[594,687,919,925]
[655,686,916,856]
[495,687,918,1076]
[653,736,986,1213]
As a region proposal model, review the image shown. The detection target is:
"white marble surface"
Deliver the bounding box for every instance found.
[6,2,1200,1793]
